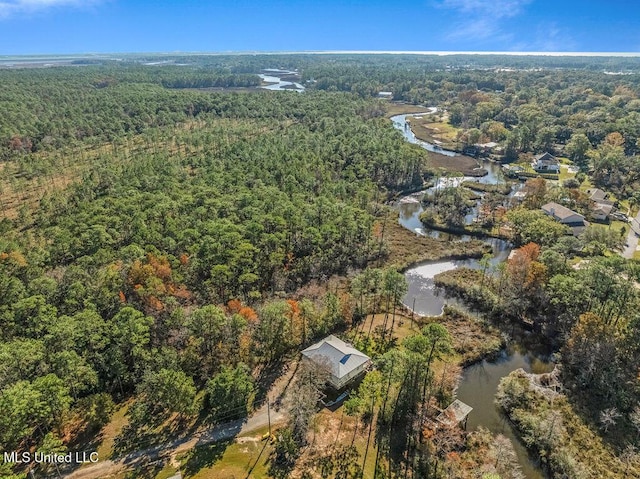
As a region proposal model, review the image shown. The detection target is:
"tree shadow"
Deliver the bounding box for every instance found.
[244,440,269,479]
[112,407,196,458]
[256,357,298,411]
[181,440,232,478]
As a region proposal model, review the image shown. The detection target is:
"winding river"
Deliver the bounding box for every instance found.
[259,69,305,91]
[393,113,551,478]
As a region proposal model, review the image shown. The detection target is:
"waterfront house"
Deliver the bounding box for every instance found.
[532,152,560,173]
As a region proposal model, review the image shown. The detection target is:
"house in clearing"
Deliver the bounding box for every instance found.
[301,335,371,390]
[531,152,560,173]
[541,202,589,236]
[592,203,615,222]
[586,188,616,221]
[586,188,612,204]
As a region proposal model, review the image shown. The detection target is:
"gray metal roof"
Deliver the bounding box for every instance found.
[301,335,370,380]
[534,152,556,162]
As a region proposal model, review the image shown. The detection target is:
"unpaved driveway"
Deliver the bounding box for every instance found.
[64,361,298,479]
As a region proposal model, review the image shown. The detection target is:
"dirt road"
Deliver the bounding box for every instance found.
[63,361,298,479]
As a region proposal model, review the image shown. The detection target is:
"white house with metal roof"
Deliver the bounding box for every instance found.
[301,335,371,389]
[532,152,560,173]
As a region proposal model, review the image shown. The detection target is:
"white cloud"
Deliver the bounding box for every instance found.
[509,22,578,52]
[440,0,531,18]
[0,0,100,18]
[437,0,532,44]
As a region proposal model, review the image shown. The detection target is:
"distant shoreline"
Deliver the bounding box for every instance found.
[2,50,640,59]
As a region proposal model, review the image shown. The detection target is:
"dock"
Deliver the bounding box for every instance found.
[436,399,473,428]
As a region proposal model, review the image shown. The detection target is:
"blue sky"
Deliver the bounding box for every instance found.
[0,0,639,55]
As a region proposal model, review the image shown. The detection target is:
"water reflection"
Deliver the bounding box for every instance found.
[259,70,305,91]
[457,346,554,479]
[392,110,547,479]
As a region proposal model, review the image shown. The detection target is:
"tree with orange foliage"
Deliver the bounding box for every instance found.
[126,254,191,313]
[286,299,308,347]
[227,299,242,314]
[523,177,547,209]
[505,242,547,323]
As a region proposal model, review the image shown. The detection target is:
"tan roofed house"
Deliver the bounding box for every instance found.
[541,202,589,236]
[586,188,616,220]
[586,188,610,203]
[592,203,615,221]
[541,202,585,225]
[301,335,371,389]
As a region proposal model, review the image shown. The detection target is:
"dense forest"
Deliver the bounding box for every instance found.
[1,54,640,479]
[0,60,428,469]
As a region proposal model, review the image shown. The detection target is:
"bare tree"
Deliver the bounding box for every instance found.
[620,445,639,477]
[630,406,640,441]
[491,435,524,479]
[288,358,330,445]
[600,407,621,433]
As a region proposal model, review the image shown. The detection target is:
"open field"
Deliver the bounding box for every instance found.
[177,427,274,479]
[355,310,420,343]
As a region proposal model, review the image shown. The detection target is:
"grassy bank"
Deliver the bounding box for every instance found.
[385,102,431,117]
[462,180,513,195]
[419,216,507,240]
[380,212,492,270]
[406,116,459,149]
[427,151,486,176]
[433,268,499,311]
[419,306,504,366]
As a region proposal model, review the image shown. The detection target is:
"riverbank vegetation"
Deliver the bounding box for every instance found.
[498,370,640,478]
[435,242,640,476]
[418,183,512,238]
[406,114,459,150]
[426,151,486,176]
[379,211,491,270]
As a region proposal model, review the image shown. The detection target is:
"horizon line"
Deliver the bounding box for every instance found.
[2,50,640,59]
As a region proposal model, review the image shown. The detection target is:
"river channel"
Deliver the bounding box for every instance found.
[259,69,305,91]
[393,113,551,478]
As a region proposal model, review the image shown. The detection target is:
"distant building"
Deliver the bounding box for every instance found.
[541,202,589,236]
[592,203,615,221]
[586,188,610,203]
[377,91,393,99]
[512,190,527,202]
[531,152,560,173]
[301,335,371,390]
[586,188,616,221]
